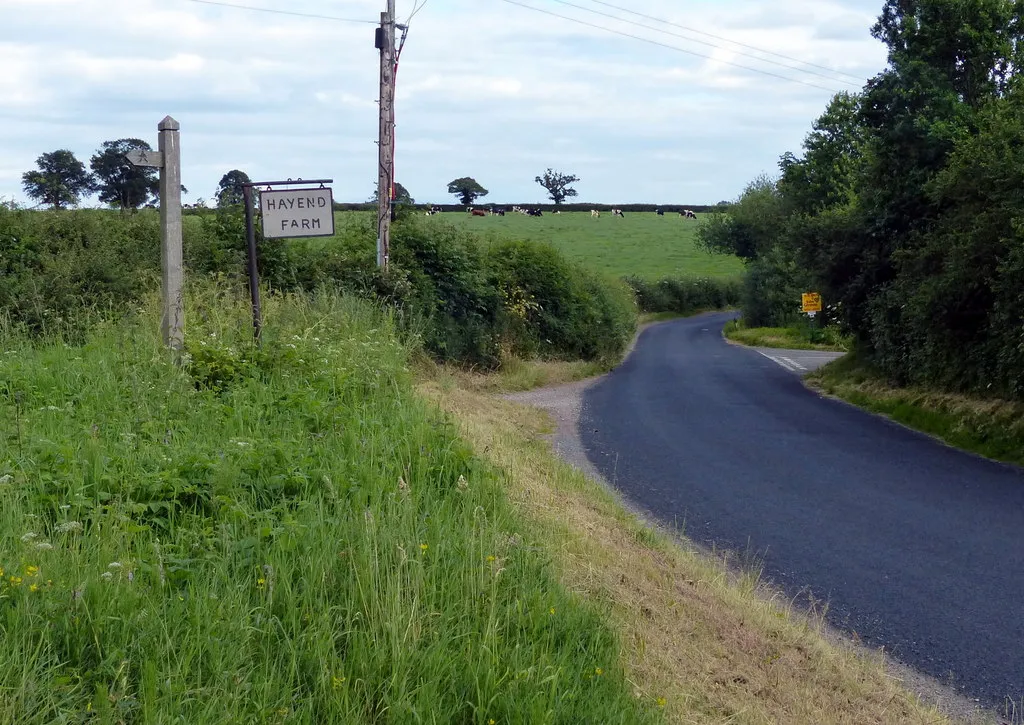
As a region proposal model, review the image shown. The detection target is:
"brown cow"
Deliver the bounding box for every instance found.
[471,209,487,217]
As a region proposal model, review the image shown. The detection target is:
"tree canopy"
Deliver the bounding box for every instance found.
[369,181,413,206]
[216,170,251,207]
[447,177,488,207]
[535,169,579,205]
[90,139,160,210]
[21,150,94,210]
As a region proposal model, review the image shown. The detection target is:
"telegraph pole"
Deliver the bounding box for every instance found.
[376,0,396,270]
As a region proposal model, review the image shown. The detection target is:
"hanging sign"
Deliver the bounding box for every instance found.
[260,187,335,238]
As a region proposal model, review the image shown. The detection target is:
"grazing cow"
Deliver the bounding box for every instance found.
[656,209,664,216]
[683,209,697,219]
[471,209,487,217]
[527,209,543,217]
[612,209,625,218]
[591,210,600,218]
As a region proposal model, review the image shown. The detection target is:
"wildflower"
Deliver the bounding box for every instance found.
[0,474,12,484]
[456,475,469,492]
[276,707,288,716]
[419,543,428,552]
[101,572,113,581]
[549,607,556,616]
[29,583,38,593]
[657,697,666,708]
[257,578,266,589]
[9,576,22,587]
[594,667,603,677]
[25,565,39,577]
[107,562,122,570]
[486,555,496,563]
[20,532,37,543]
[332,675,345,689]
[34,542,53,551]
[55,521,83,534]
[0,565,4,578]
[489,720,496,725]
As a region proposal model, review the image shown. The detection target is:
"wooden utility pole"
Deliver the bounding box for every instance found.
[376,0,396,270]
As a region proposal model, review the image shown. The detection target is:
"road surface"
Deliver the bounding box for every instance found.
[580,312,1024,708]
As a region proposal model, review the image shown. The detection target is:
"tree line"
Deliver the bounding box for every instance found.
[699,0,1024,400]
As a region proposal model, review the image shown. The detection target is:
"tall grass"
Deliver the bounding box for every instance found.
[0,287,659,723]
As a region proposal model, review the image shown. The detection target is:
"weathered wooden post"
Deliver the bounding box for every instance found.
[126,116,184,352]
[158,116,184,351]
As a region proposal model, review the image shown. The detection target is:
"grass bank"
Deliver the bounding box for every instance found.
[421,378,953,724]
[808,353,1024,466]
[0,288,659,723]
[724,319,849,351]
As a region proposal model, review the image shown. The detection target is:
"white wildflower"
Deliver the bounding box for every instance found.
[55,521,84,534]
[456,475,469,492]
[0,474,12,485]
[107,562,123,570]
[101,571,113,581]
[20,532,37,543]
[35,542,54,551]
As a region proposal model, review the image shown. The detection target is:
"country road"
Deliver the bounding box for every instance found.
[579,312,1024,709]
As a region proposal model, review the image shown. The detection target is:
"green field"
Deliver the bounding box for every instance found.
[435,211,743,280]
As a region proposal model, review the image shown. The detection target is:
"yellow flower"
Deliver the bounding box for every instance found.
[276,707,288,716]
[594,667,603,676]
[257,577,266,589]
[332,675,345,689]
[489,720,496,725]
[549,607,555,615]
[29,583,39,593]
[0,565,4,578]
[656,697,666,708]
[25,565,39,577]
[9,576,22,587]
[486,555,496,563]
[419,543,428,552]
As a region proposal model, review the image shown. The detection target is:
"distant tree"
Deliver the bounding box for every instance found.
[447,177,488,207]
[90,139,160,210]
[21,150,94,209]
[216,169,251,206]
[369,180,413,206]
[534,168,579,205]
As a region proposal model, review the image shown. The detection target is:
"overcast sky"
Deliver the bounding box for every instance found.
[1,0,888,206]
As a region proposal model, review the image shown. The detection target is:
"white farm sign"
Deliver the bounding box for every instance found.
[260,187,335,238]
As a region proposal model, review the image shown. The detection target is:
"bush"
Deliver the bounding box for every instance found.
[624,274,741,315]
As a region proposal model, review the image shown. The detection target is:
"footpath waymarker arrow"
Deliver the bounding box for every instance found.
[125,149,164,168]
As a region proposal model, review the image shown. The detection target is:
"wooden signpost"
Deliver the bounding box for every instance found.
[126,116,183,352]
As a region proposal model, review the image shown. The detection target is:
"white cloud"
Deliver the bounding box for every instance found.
[0,0,888,205]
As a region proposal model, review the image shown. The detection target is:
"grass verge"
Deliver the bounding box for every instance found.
[808,353,1024,466]
[421,380,953,724]
[724,319,848,351]
[0,288,659,723]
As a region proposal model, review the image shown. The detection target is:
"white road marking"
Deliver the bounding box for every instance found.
[757,350,800,372]
[782,356,807,371]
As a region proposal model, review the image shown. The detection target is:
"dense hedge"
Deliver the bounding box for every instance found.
[0,205,637,369]
[623,275,741,315]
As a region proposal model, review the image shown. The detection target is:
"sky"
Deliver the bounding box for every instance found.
[0,0,889,207]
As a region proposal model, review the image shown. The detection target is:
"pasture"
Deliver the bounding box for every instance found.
[433,211,744,280]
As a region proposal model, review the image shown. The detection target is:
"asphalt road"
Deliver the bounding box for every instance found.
[579,312,1024,709]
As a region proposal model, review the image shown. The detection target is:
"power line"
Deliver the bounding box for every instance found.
[182,0,377,23]
[497,0,844,93]
[581,0,866,83]
[547,0,861,88]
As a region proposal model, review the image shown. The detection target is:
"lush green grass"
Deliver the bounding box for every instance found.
[723,319,849,351]
[438,211,742,280]
[808,353,1024,465]
[0,288,660,723]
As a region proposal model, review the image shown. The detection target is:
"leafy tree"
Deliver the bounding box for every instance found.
[90,139,160,210]
[369,180,413,206]
[21,150,94,209]
[534,168,579,205]
[216,170,251,207]
[447,177,488,207]
[696,175,786,262]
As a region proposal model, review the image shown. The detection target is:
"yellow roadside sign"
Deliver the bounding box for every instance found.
[802,292,822,313]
